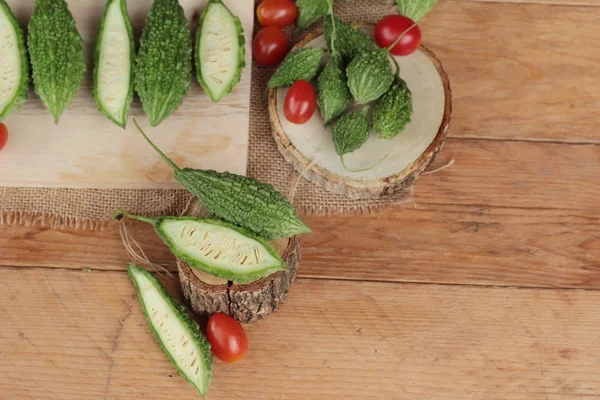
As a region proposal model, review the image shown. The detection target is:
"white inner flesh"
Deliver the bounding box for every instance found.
[133,269,207,393]
[97,0,131,123]
[162,219,280,273]
[200,3,240,99]
[277,31,446,182]
[0,7,21,114]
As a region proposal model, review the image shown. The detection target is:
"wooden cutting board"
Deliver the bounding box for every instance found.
[0,0,254,189]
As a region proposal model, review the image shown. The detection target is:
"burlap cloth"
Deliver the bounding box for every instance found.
[0,0,412,230]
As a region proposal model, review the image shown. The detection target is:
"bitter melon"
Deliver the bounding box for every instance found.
[267,47,324,89]
[332,107,370,156]
[195,0,245,103]
[118,212,286,282]
[127,264,213,398]
[135,0,192,127]
[346,50,393,104]
[28,0,86,123]
[93,0,135,128]
[0,0,29,121]
[372,77,413,139]
[323,16,376,63]
[296,0,329,30]
[317,52,351,124]
[133,119,312,240]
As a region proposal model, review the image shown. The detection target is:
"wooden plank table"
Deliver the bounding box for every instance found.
[2,1,600,399]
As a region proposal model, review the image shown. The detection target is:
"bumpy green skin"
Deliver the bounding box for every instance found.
[135,0,192,127]
[0,0,29,121]
[127,264,213,398]
[154,217,286,282]
[267,48,324,89]
[195,0,245,103]
[346,50,393,105]
[373,77,413,139]
[93,0,134,128]
[28,0,85,123]
[397,0,439,22]
[296,0,329,29]
[324,16,377,63]
[177,169,312,240]
[317,53,351,124]
[332,107,370,156]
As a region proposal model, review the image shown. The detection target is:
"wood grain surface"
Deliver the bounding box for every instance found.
[423,1,600,143]
[2,268,600,400]
[0,0,254,188]
[2,0,600,398]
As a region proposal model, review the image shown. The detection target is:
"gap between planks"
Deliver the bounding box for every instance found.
[1,264,599,292]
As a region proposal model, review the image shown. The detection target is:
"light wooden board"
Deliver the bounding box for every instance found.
[1,268,600,400]
[423,1,600,143]
[2,139,599,289]
[0,0,254,189]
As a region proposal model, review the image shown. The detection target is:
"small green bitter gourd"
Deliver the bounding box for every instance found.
[317,52,351,124]
[0,0,29,122]
[28,0,86,123]
[372,77,413,139]
[94,0,135,128]
[296,0,329,30]
[346,50,394,105]
[117,212,286,282]
[127,264,213,397]
[195,0,245,103]
[133,119,312,240]
[135,0,192,127]
[332,107,370,156]
[323,15,377,63]
[267,47,325,89]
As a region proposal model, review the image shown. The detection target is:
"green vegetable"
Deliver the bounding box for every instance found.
[118,212,286,282]
[28,0,86,123]
[135,0,192,127]
[317,53,351,124]
[323,16,376,63]
[93,0,135,128]
[296,0,329,30]
[195,0,245,103]
[396,0,438,22]
[372,77,413,139]
[127,264,213,398]
[346,50,393,104]
[133,119,312,240]
[0,0,29,122]
[332,107,370,156]
[267,48,324,89]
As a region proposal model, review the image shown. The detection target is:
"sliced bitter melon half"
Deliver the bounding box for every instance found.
[0,0,29,121]
[195,0,245,103]
[94,0,134,128]
[127,264,213,398]
[116,211,287,282]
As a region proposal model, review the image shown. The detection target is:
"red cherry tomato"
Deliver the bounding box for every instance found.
[284,80,316,125]
[375,15,422,56]
[0,123,8,152]
[206,313,248,363]
[253,26,289,67]
[257,0,297,27]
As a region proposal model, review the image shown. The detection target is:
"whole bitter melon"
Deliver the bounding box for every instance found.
[267,48,324,89]
[0,0,29,122]
[324,16,377,63]
[317,52,351,124]
[372,77,413,139]
[133,119,312,240]
[28,0,86,123]
[135,0,192,127]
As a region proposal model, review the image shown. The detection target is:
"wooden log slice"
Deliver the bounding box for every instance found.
[269,24,452,199]
[177,198,302,323]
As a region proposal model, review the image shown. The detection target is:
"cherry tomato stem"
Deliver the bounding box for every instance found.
[284,80,316,125]
[206,313,248,363]
[375,15,422,56]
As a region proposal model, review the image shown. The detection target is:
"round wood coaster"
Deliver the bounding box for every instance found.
[269,24,452,199]
[177,198,302,323]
